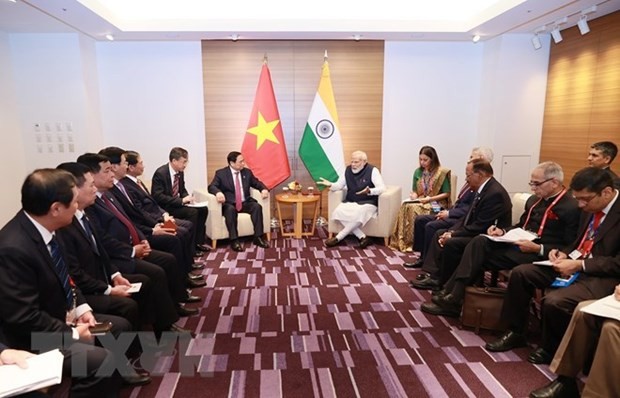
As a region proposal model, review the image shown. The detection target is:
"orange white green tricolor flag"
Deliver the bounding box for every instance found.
[298,60,345,188]
[241,63,291,189]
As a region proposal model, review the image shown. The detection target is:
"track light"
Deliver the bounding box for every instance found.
[231,34,239,42]
[472,34,480,43]
[531,34,542,50]
[577,16,590,35]
[353,34,361,42]
[105,34,114,41]
[550,27,562,44]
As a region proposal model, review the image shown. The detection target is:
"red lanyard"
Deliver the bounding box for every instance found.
[576,212,604,257]
[522,188,567,237]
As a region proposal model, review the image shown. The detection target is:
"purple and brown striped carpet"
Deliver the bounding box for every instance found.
[123,227,558,398]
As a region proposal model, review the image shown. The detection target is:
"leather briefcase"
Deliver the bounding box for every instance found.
[461,286,508,334]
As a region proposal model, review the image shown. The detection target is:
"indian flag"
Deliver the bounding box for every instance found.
[298,60,345,186]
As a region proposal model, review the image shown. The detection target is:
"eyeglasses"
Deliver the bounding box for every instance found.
[465,172,476,179]
[573,193,599,204]
[528,178,553,187]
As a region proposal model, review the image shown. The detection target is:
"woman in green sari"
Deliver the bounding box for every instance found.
[389,146,451,252]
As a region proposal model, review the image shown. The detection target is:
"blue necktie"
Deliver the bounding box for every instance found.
[49,236,73,308]
[81,215,100,256]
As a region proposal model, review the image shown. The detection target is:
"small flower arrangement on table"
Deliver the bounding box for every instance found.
[287,180,302,194]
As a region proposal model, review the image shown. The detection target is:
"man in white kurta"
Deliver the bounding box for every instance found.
[320,151,386,248]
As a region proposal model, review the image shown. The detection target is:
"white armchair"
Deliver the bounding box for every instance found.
[193,188,271,249]
[328,185,402,246]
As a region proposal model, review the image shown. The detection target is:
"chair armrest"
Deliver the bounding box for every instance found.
[377,185,402,219]
[193,188,220,216]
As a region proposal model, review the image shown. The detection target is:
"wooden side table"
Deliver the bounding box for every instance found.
[275,192,320,239]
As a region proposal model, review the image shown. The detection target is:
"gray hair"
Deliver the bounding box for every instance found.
[536,161,564,183]
[471,146,494,162]
[352,150,368,161]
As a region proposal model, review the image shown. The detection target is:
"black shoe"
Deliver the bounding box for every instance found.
[181,294,201,303]
[403,259,424,269]
[528,347,553,364]
[431,289,448,304]
[196,244,211,252]
[420,295,461,317]
[122,370,151,386]
[187,278,206,288]
[359,236,372,249]
[168,323,193,334]
[485,330,527,352]
[325,237,339,247]
[177,304,199,317]
[410,274,441,290]
[231,240,243,252]
[529,376,579,398]
[188,273,204,281]
[193,250,205,258]
[253,236,269,248]
[191,262,205,270]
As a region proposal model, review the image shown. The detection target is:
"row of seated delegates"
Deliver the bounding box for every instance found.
[410,158,513,289]
[320,150,386,249]
[389,146,451,252]
[417,161,582,317]
[208,151,270,252]
[0,169,123,397]
[402,146,494,268]
[531,284,620,398]
[76,153,201,318]
[98,147,205,290]
[485,168,620,367]
[151,147,211,254]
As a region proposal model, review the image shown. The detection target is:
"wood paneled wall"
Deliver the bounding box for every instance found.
[202,41,384,218]
[540,11,620,182]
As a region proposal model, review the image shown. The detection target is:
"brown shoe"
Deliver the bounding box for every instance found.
[325,237,340,247]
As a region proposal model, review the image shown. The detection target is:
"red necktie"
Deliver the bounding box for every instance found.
[172,173,180,197]
[576,211,605,257]
[137,179,149,194]
[101,195,141,245]
[235,172,242,211]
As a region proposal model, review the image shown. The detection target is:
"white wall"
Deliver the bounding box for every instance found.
[1,32,551,224]
[96,41,207,191]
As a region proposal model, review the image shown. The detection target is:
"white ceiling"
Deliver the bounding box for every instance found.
[0,0,618,41]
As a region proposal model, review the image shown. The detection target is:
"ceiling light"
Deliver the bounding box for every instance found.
[577,16,590,35]
[353,34,361,41]
[231,34,239,42]
[472,34,480,43]
[105,34,114,41]
[7,0,17,3]
[531,34,542,50]
[550,27,562,44]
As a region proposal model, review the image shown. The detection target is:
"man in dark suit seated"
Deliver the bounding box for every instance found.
[77,153,200,318]
[0,169,121,397]
[485,167,620,366]
[420,161,581,317]
[151,147,210,253]
[410,159,512,291]
[404,146,493,268]
[587,140,620,188]
[208,151,270,252]
[98,147,205,289]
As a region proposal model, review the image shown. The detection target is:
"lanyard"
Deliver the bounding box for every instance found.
[576,212,604,257]
[522,188,567,237]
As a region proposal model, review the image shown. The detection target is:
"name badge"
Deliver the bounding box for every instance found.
[569,249,583,260]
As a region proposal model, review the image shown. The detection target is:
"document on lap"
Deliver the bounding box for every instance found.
[401,198,421,204]
[580,295,620,322]
[185,201,208,208]
[0,349,63,398]
[533,260,553,266]
[482,227,538,243]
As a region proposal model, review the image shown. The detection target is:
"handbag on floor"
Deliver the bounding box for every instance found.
[461,286,508,334]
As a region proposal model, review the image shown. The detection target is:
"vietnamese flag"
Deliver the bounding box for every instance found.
[241,63,291,189]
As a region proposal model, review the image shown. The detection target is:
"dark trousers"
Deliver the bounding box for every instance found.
[148,233,191,274]
[222,201,264,240]
[61,342,121,398]
[167,206,207,245]
[413,215,458,259]
[133,259,180,330]
[421,229,473,284]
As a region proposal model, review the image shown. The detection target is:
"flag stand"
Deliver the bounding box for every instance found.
[316,191,327,226]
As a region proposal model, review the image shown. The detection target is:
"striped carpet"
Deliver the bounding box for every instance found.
[122,225,556,398]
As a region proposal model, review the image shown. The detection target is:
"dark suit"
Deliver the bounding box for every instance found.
[421,177,512,283]
[413,186,475,259]
[109,183,193,273]
[443,190,581,297]
[501,191,620,354]
[86,194,186,303]
[0,211,120,397]
[151,164,207,246]
[208,167,268,239]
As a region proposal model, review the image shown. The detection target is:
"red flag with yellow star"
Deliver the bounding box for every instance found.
[241,63,290,189]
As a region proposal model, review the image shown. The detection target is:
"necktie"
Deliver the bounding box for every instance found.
[81,215,100,256]
[116,182,132,204]
[101,195,141,245]
[49,236,73,308]
[234,172,243,211]
[576,211,605,256]
[137,179,149,194]
[463,192,481,225]
[172,173,180,197]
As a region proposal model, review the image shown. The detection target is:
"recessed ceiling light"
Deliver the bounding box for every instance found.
[105,34,114,41]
